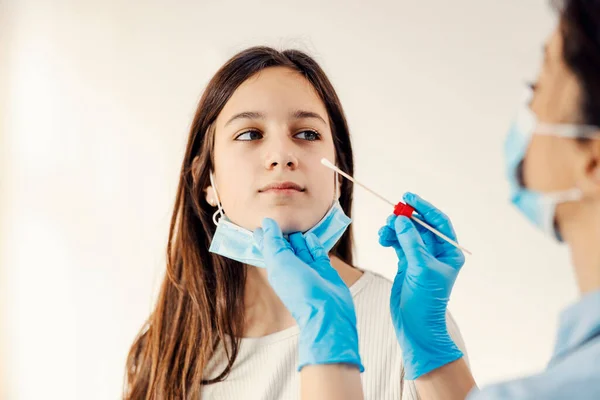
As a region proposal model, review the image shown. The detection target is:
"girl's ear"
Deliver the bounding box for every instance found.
[205,186,217,207]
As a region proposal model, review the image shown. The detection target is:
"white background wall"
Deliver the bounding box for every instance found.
[1,1,578,399]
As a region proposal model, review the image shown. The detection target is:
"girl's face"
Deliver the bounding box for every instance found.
[207,67,338,233]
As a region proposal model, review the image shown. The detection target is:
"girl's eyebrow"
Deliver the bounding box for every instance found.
[225,110,327,127]
[225,111,265,127]
[291,110,327,125]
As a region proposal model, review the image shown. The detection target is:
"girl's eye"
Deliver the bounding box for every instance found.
[294,130,321,141]
[235,130,263,141]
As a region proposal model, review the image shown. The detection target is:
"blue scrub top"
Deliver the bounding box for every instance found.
[468,290,600,399]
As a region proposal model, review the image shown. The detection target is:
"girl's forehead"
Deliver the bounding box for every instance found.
[216,67,328,122]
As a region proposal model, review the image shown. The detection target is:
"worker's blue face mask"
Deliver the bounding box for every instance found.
[504,87,598,241]
[207,171,350,268]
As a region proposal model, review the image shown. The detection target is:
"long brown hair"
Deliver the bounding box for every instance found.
[124,46,356,399]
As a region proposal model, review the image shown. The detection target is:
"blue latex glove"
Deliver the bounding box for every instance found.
[378,192,465,380]
[254,218,364,372]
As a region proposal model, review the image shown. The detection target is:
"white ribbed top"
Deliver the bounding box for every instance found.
[201,271,468,400]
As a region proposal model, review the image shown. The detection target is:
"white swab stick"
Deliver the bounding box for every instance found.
[321,158,472,255]
[322,159,396,207]
[411,215,472,255]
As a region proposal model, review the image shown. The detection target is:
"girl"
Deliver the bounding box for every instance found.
[124,46,467,399]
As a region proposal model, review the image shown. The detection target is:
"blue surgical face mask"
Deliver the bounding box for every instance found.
[207,171,350,268]
[504,87,598,241]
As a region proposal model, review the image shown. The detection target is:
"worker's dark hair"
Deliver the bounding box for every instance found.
[554,0,600,126]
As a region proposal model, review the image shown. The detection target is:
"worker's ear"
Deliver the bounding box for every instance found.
[576,138,600,198]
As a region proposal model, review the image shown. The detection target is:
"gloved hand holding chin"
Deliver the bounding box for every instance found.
[254,218,364,372]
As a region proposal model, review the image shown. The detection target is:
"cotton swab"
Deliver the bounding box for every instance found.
[321,158,472,255]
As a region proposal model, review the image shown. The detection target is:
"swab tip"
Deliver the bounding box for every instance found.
[321,158,336,169]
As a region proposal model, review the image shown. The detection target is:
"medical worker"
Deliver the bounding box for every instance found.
[377,0,600,398]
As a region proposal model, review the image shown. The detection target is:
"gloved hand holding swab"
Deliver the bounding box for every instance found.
[320,158,472,255]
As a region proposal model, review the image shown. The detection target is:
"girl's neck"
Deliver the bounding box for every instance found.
[241,255,363,338]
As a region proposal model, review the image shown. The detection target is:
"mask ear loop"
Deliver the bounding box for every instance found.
[209,171,225,226]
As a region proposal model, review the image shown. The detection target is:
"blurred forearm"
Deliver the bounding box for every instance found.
[415,358,477,400]
[301,364,364,400]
